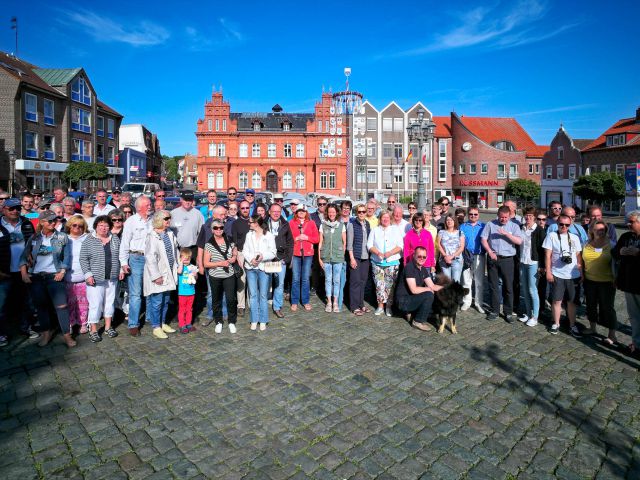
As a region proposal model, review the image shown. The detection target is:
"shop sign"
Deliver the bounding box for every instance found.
[459,180,500,187]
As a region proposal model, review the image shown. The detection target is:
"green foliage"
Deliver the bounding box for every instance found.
[504,178,540,200]
[400,195,415,204]
[573,171,624,204]
[162,155,182,182]
[61,162,108,187]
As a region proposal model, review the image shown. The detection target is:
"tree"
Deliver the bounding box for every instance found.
[504,178,540,201]
[61,162,108,188]
[573,171,624,204]
[162,155,182,182]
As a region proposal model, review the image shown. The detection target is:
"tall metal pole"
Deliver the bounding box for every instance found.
[11,17,18,56]
[417,139,425,211]
[8,149,16,196]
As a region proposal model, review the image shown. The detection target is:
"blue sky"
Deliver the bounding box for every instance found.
[3,0,639,156]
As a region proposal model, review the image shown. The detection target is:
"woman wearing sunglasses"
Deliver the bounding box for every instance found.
[64,216,90,335]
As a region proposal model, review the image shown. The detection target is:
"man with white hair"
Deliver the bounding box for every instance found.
[119,195,152,336]
[391,204,409,234]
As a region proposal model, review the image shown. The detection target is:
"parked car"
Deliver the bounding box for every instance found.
[122,182,161,198]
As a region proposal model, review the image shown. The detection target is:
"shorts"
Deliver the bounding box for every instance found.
[550,276,580,303]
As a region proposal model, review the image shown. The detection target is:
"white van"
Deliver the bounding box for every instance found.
[122,182,160,198]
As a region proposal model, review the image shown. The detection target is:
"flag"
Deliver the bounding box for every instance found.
[405,150,413,163]
[421,144,428,165]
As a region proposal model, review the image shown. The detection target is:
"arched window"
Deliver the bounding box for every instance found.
[208,142,216,157]
[207,171,215,189]
[283,170,292,189]
[491,140,516,151]
[252,171,261,189]
[295,171,305,189]
[216,171,224,189]
[329,171,336,189]
[320,171,327,189]
[239,171,248,189]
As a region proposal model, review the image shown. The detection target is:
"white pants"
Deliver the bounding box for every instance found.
[86,279,118,324]
[462,253,486,308]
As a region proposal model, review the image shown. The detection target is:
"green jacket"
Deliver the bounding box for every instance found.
[320,222,345,263]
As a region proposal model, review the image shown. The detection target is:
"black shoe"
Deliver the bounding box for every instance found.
[570,325,583,338]
[487,313,498,321]
[105,328,118,338]
[505,313,516,324]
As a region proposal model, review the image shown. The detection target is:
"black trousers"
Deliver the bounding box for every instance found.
[209,275,237,324]
[349,258,370,311]
[397,292,434,323]
[513,255,521,313]
[487,256,515,315]
[583,279,617,329]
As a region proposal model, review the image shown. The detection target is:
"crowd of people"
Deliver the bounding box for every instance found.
[0,186,638,356]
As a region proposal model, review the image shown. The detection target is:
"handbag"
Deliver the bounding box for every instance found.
[264,261,281,274]
[209,237,242,278]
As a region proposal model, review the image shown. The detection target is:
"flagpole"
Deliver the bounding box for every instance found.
[10,17,18,57]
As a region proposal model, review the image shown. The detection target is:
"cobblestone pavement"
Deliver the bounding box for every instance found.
[1,289,639,479]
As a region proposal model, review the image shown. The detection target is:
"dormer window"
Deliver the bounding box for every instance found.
[492,140,516,151]
[282,123,290,131]
[606,134,625,146]
[253,122,261,132]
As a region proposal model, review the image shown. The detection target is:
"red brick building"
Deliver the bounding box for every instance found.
[450,113,547,208]
[195,91,348,195]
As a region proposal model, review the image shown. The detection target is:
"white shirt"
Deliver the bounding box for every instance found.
[119,214,152,266]
[392,219,409,236]
[520,224,537,266]
[33,235,56,274]
[542,231,582,279]
[1,217,26,272]
[367,226,404,264]
[241,231,277,271]
[93,204,115,216]
[66,234,87,282]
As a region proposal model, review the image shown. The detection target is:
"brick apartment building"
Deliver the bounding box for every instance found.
[195,91,348,195]
[0,51,123,192]
[540,125,592,209]
[450,113,547,208]
[119,124,162,184]
[180,153,198,187]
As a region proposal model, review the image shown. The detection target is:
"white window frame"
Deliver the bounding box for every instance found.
[393,118,403,132]
[546,166,553,179]
[222,119,227,131]
[208,142,216,157]
[383,168,393,184]
[393,168,403,183]
[268,143,276,158]
[481,163,488,174]
[535,164,540,175]
[438,141,447,182]
[393,143,403,161]
[497,164,506,179]
[283,171,292,189]
[239,171,248,189]
[383,143,393,158]
[366,117,377,131]
[71,107,91,133]
[252,171,261,189]
[283,144,292,158]
[25,93,37,122]
[25,131,38,158]
[509,164,518,178]
[296,171,306,189]
[469,164,477,175]
[252,143,260,158]
[409,168,418,184]
[557,146,564,160]
[44,99,54,125]
[207,119,212,131]
[215,119,220,131]
[239,143,248,158]
[296,143,305,158]
[459,164,465,174]
[71,77,91,106]
[97,115,104,136]
[529,164,534,174]
[568,164,576,179]
[107,118,115,139]
[557,165,564,179]
[320,171,328,189]
[217,143,226,157]
[382,117,393,132]
[216,172,224,189]
[328,171,336,189]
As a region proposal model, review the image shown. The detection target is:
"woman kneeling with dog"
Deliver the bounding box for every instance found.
[395,246,443,331]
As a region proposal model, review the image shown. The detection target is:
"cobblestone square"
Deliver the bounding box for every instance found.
[1,290,639,479]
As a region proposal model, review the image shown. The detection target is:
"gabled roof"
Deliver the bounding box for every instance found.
[432,116,452,138]
[572,139,594,150]
[582,117,640,151]
[97,100,123,118]
[33,68,81,86]
[230,112,313,132]
[0,51,65,97]
[455,113,545,157]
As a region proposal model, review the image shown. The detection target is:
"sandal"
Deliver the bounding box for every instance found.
[290,305,298,312]
[303,304,312,311]
[361,306,371,313]
[353,309,364,316]
[603,338,616,347]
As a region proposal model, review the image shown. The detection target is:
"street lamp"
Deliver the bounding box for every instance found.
[356,155,367,201]
[8,148,16,196]
[407,109,436,211]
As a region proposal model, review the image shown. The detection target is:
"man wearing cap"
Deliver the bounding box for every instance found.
[93,188,115,215]
[273,193,288,220]
[109,189,123,209]
[171,191,204,259]
[244,189,257,216]
[0,198,38,346]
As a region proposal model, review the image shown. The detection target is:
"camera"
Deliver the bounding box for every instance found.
[560,255,572,264]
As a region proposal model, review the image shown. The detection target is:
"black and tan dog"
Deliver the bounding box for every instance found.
[433,274,469,334]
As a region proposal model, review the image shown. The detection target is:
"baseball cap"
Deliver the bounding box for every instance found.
[245,188,255,195]
[38,210,57,222]
[4,199,20,208]
[290,199,300,205]
[273,193,284,200]
[112,188,122,194]
[181,191,195,201]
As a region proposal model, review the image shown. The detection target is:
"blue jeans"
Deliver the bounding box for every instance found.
[30,273,70,334]
[520,262,540,319]
[323,262,343,299]
[337,260,347,308]
[247,268,270,324]
[147,291,170,328]
[441,256,463,283]
[272,261,287,311]
[291,255,312,306]
[127,254,145,328]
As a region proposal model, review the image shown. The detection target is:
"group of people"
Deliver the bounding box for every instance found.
[0,185,638,355]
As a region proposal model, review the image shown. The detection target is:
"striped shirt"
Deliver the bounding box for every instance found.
[205,239,235,279]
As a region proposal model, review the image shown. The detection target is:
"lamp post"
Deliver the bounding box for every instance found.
[407,109,435,211]
[8,148,16,196]
[356,155,367,201]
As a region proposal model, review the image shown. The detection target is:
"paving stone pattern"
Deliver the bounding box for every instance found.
[1,290,639,479]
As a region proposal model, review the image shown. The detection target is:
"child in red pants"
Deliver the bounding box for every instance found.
[177,248,198,333]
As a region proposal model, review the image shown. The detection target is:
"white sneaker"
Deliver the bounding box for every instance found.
[460,304,471,311]
[526,318,538,327]
[385,307,392,317]
[475,305,485,314]
[250,323,257,330]
[259,323,266,331]
[214,323,223,334]
[152,327,168,339]
[518,314,529,323]
[374,307,384,316]
[229,323,237,334]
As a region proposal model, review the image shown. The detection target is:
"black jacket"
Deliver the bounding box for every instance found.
[231,216,251,250]
[523,224,546,262]
[613,231,640,294]
[0,216,36,274]
[268,217,294,264]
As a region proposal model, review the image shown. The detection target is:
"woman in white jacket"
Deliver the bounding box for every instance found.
[242,215,277,331]
[144,210,179,339]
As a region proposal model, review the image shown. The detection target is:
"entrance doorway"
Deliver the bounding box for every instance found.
[266,170,278,192]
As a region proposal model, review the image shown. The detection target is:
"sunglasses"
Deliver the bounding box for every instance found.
[409,206,417,210]
[70,224,83,228]
[357,210,366,214]
[112,218,123,222]
[275,198,284,202]
[212,226,224,231]
[6,206,20,211]
[552,207,562,210]
[156,194,166,197]
[240,207,250,210]
[468,213,479,216]
[245,193,254,197]
[228,192,237,195]
[536,218,547,221]
[415,255,427,259]
[163,216,171,221]
[387,201,396,204]
[414,219,424,223]
[317,202,327,206]
[558,223,570,227]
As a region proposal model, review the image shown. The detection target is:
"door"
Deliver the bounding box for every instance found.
[266,170,278,192]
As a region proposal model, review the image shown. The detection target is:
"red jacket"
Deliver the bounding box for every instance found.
[289,218,319,257]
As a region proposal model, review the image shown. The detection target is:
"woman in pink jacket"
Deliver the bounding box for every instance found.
[289,206,319,311]
[403,213,435,270]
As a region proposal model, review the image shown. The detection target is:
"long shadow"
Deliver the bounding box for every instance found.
[466,343,637,479]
